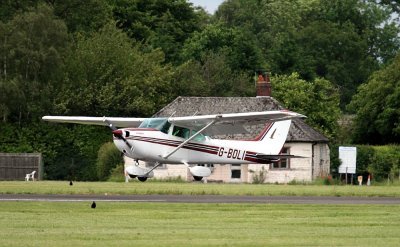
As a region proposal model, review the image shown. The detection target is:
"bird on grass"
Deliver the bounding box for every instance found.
[69,180,73,186]
[91,201,96,209]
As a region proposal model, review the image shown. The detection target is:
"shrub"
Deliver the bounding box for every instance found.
[330,144,399,182]
[107,164,125,182]
[250,166,267,184]
[96,142,123,180]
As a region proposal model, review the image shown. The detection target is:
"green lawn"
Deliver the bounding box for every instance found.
[0,201,399,246]
[1,181,400,197]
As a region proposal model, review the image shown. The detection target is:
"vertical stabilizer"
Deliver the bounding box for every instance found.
[254,120,292,154]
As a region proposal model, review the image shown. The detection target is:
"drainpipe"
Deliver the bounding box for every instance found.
[311,143,317,181]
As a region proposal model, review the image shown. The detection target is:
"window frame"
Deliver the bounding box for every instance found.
[270,147,290,170]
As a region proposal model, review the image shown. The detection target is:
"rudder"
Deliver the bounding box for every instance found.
[254,120,292,155]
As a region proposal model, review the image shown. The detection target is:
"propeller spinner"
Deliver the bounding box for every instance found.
[104,119,133,150]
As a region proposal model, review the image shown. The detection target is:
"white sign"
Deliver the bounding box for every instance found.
[339,146,357,174]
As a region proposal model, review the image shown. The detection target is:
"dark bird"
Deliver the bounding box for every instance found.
[69,180,73,186]
[91,201,96,209]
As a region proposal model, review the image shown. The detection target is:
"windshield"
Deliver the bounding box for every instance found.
[138,118,170,133]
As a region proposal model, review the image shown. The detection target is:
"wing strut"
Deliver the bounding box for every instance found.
[144,162,162,176]
[162,116,221,159]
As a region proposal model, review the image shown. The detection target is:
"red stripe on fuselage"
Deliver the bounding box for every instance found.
[124,128,158,131]
[128,136,219,155]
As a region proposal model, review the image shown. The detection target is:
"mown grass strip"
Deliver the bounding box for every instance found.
[1,181,400,197]
[0,201,399,247]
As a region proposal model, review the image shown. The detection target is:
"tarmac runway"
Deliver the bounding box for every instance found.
[1,194,400,204]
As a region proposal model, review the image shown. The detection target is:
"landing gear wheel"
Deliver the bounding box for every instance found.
[138,177,148,182]
[128,174,137,179]
[193,176,203,181]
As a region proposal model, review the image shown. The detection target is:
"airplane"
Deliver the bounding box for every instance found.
[42,110,305,182]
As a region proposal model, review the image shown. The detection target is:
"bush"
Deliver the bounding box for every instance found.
[331,144,400,182]
[369,146,400,182]
[96,142,123,180]
[107,164,125,182]
[250,166,267,184]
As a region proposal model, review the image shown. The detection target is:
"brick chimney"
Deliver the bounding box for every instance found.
[256,72,271,97]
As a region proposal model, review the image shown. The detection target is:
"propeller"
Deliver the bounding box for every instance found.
[104,119,133,150]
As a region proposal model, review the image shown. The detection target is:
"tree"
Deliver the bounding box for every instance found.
[297,0,399,106]
[45,0,112,33]
[348,53,400,144]
[57,22,174,117]
[214,0,400,108]
[0,0,37,21]
[108,0,206,63]
[0,78,25,122]
[0,4,69,122]
[181,23,263,73]
[272,73,341,139]
[173,52,253,97]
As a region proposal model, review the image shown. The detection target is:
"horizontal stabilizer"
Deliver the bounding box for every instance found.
[256,154,305,162]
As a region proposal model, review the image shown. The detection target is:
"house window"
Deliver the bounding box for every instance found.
[231,164,241,179]
[271,147,290,169]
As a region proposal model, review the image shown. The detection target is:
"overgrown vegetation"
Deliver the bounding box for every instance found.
[250,166,267,184]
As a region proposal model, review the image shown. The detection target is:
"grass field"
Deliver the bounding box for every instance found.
[0,201,399,246]
[1,181,400,197]
[1,181,400,246]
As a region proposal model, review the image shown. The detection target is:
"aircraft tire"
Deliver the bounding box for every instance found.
[193,176,203,181]
[138,177,148,182]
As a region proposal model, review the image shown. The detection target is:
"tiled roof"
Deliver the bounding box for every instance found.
[153,96,329,143]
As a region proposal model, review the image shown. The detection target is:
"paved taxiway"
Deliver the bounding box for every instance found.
[1,194,400,204]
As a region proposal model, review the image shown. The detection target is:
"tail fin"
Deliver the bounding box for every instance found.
[253,120,292,154]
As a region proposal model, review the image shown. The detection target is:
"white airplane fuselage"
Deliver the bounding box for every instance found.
[113,120,291,165]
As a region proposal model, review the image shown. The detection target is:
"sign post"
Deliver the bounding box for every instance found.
[339,146,357,184]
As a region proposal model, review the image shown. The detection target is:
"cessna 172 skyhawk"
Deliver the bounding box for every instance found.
[42,110,305,181]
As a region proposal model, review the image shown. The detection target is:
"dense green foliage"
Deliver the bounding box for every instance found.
[0,0,399,180]
[330,144,400,181]
[349,53,400,144]
[0,123,110,180]
[216,0,399,107]
[272,73,341,139]
[57,22,174,117]
[96,142,123,180]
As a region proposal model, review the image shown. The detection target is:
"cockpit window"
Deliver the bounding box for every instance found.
[192,130,206,142]
[172,126,206,141]
[139,118,170,133]
[173,126,190,139]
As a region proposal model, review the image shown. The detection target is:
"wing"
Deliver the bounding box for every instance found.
[42,116,145,128]
[168,110,305,135]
